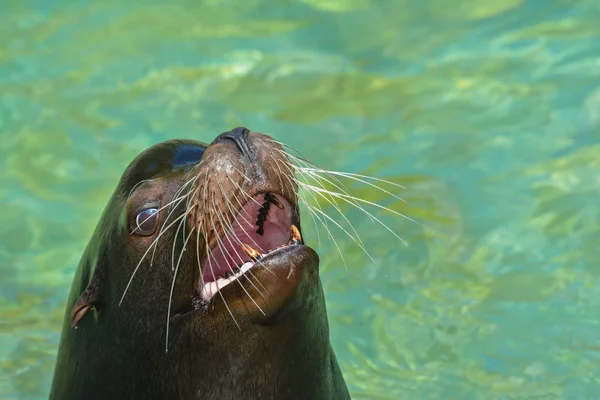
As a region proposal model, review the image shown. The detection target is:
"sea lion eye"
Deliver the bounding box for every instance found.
[134,208,159,235]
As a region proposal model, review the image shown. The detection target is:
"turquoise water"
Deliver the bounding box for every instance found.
[2,0,600,398]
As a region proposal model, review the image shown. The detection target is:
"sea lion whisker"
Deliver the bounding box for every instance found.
[263,138,307,162]
[196,227,202,283]
[292,154,373,225]
[208,189,228,250]
[181,206,188,250]
[296,196,348,270]
[221,167,271,226]
[153,190,198,267]
[216,181,276,287]
[224,156,251,183]
[272,157,300,204]
[203,211,241,330]
[267,153,286,195]
[267,141,339,184]
[219,209,274,296]
[275,147,394,229]
[223,181,267,249]
[167,175,199,206]
[275,149,375,226]
[297,166,407,205]
[273,146,382,265]
[213,202,270,301]
[195,170,211,287]
[297,168,376,226]
[226,175,260,208]
[171,203,197,273]
[288,166,334,243]
[209,190,227,261]
[130,184,195,244]
[303,195,379,269]
[271,157,301,205]
[127,178,157,201]
[176,179,204,257]
[306,167,407,189]
[222,156,252,186]
[166,226,195,352]
[125,180,199,305]
[295,195,322,248]
[195,208,207,289]
[212,183,270,288]
[300,181,419,228]
[289,161,366,250]
[221,205,277,299]
[271,145,361,218]
[309,203,348,271]
[299,183,409,245]
[172,174,199,202]
[225,181,283,263]
[226,188,254,229]
[225,163,267,210]
[271,142,397,240]
[273,158,323,248]
[209,192,267,315]
[270,142,404,189]
[150,195,196,266]
[169,179,199,214]
[224,185,278,278]
[119,213,186,306]
[187,157,206,175]
[296,195,348,269]
[295,169,368,250]
[185,168,207,212]
[208,160,296,295]
[130,193,189,236]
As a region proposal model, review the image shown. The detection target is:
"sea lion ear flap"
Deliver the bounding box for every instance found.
[70,277,102,329]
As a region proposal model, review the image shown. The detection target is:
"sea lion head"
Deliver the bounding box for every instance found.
[53,128,341,399]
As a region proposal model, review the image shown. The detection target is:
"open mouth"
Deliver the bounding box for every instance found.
[200,193,302,301]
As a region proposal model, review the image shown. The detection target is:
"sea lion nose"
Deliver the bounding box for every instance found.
[213,127,253,157]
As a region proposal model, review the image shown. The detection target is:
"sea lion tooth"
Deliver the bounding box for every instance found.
[241,243,262,260]
[268,195,284,209]
[291,224,302,243]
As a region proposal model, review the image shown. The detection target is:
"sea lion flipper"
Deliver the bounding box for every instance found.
[70,280,101,329]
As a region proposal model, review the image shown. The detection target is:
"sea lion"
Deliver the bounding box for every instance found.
[50,128,351,400]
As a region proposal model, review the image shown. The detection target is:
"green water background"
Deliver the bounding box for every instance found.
[2,0,600,398]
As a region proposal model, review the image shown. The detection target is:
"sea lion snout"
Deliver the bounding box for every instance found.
[184,131,304,313]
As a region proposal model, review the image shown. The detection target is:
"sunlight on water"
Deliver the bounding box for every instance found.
[1,0,600,398]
